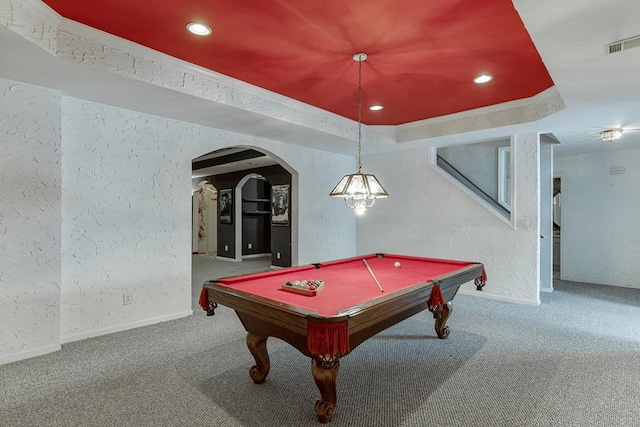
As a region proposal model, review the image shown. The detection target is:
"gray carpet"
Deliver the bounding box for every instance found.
[0,255,638,426]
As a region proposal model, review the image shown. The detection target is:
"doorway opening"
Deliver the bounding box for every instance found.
[192,180,218,257]
[239,174,272,260]
[553,177,561,279]
[191,146,297,268]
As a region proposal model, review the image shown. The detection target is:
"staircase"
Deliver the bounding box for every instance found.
[436,154,510,220]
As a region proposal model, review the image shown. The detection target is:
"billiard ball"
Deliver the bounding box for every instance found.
[394,262,401,268]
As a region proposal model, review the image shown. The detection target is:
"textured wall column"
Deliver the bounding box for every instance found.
[0,78,62,364]
[60,97,192,342]
[513,132,541,302]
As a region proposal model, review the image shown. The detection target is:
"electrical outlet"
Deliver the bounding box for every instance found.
[224,245,229,251]
[123,293,133,305]
[248,243,252,249]
[610,166,626,175]
[277,252,281,259]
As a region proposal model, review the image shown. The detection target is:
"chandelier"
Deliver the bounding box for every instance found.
[600,129,623,142]
[329,53,388,215]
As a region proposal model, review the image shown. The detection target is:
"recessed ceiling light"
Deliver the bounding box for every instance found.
[473,74,493,84]
[369,105,384,111]
[186,22,212,36]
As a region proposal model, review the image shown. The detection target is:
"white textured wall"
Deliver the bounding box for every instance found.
[555,149,640,289]
[0,79,355,363]
[60,97,193,341]
[357,133,541,305]
[60,96,356,341]
[0,78,62,363]
[0,0,356,364]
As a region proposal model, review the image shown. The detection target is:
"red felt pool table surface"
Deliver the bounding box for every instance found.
[213,253,477,316]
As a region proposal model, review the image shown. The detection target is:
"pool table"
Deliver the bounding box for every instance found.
[199,253,486,423]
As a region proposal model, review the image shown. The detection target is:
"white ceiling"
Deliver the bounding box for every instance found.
[2,0,640,166]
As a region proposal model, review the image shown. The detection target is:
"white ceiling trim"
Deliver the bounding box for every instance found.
[397,86,566,143]
[1,0,60,53]
[2,0,364,144]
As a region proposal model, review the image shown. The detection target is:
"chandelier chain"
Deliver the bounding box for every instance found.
[357,56,363,173]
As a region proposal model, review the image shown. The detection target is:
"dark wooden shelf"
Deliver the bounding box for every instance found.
[243,198,270,203]
[243,211,270,215]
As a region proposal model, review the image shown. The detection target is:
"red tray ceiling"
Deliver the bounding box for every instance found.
[42,0,554,125]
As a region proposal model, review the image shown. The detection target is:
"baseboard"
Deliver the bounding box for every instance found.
[242,253,270,259]
[0,343,61,366]
[458,288,541,306]
[558,275,640,290]
[216,256,241,262]
[60,310,193,344]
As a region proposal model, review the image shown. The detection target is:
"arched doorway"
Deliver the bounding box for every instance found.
[192,146,297,267]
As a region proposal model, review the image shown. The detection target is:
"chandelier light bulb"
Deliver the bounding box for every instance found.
[600,129,623,142]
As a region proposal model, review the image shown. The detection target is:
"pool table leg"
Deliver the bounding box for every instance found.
[246,333,270,384]
[312,357,340,423]
[433,301,453,339]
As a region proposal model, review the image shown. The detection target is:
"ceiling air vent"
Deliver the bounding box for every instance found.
[606,35,640,55]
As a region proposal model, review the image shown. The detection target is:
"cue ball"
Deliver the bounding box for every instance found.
[394,262,401,268]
